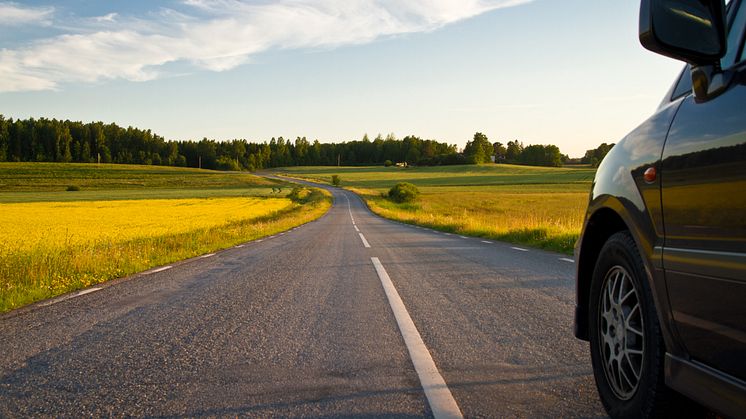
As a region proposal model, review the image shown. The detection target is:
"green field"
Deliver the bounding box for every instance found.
[0,163,331,312]
[277,164,596,254]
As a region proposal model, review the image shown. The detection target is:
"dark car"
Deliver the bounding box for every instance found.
[573,0,746,417]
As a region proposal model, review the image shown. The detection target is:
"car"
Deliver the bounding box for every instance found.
[573,0,746,417]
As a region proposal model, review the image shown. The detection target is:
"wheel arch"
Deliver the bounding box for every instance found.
[575,207,629,341]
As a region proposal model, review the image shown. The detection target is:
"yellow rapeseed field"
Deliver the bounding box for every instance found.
[1,197,292,250]
[0,193,331,312]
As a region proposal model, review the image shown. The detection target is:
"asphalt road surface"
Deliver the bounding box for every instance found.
[0,182,606,418]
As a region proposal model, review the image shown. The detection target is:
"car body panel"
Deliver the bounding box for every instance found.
[574,98,686,353]
[661,69,746,381]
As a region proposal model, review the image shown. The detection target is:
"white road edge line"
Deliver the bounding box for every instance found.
[359,233,371,248]
[481,240,493,244]
[559,258,575,263]
[235,244,245,248]
[459,236,468,239]
[511,247,529,252]
[201,253,216,258]
[149,266,173,274]
[370,257,463,419]
[38,287,103,307]
[354,225,360,232]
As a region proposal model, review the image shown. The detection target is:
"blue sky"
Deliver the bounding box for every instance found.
[0,0,683,157]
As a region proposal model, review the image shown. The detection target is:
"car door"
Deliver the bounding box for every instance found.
[662,0,746,381]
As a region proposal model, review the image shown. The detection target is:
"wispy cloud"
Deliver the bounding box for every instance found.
[0,2,54,26]
[0,0,531,92]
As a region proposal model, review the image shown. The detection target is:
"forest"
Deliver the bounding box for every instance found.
[0,116,588,170]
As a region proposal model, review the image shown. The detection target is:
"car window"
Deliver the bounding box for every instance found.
[722,0,746,68]
[671,65,693,100]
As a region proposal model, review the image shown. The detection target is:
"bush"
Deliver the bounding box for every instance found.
[331,175,341,186]
[66,185,80,191]
[288,187,310,202]
[384,160,393,167]
[388,182,420,203]
[216,156,241,171]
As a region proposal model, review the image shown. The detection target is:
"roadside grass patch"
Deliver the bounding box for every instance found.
[0,193,331,312]
[277,164,594,254]
[0,163,332,312]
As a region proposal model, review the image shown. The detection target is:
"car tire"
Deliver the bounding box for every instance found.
[589,231,677,418]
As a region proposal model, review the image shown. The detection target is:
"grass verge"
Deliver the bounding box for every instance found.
[276,164,593,254]
[351,187,583,254]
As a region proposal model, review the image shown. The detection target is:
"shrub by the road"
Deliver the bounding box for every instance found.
[388,182,420,203]
[384,160,393,167]
[331,175,341,186]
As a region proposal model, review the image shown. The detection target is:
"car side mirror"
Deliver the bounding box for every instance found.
[639,0,726,65]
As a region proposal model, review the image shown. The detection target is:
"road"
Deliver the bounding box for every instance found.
[0,182,605,418]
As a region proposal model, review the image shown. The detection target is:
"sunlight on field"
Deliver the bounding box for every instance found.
[1,197,292,250]
[357,188,587,253]
[279,164,594,254]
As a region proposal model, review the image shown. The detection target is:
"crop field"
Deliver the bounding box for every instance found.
[278,164,596,254]
[0,163,331,312]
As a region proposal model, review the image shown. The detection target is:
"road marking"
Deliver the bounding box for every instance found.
[201,253,216,258]
[370,257,463,419]
[511,247,529,252]
[559,258,575,263]
[235,244,245,248]
[359,233,371,248]
[256,239,263,243]
[459,236,468,239]
[149,266,173,274]
[354,225,360,232]
[345,193,354,222]
[38,287,103,307]
[481,240,493,244]
[279,232,285,236]
[443,233,452,236]
[76,288,102,296]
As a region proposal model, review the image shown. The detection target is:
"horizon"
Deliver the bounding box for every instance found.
[0,0,684,157]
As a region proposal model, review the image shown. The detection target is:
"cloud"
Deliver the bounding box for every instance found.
[0,2,54,26]
[0,0,531,92]
[94,13,118,23]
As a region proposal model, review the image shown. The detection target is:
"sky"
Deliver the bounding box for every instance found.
[0,0,684,157]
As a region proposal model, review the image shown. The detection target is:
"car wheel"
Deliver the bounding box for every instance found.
[589,231,671,418]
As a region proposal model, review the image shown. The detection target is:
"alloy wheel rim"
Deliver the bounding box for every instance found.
[599,265,645,400]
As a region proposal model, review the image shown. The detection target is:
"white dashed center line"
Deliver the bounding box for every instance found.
[354,225,360,232]
[559,258,575,263]
[359,233,371,248]
[370,257,463,419]
[481,240,493,244]
[511,247,529,252]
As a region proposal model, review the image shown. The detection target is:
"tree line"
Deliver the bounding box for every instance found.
[463,132,568,167]
[0,116,603,170]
